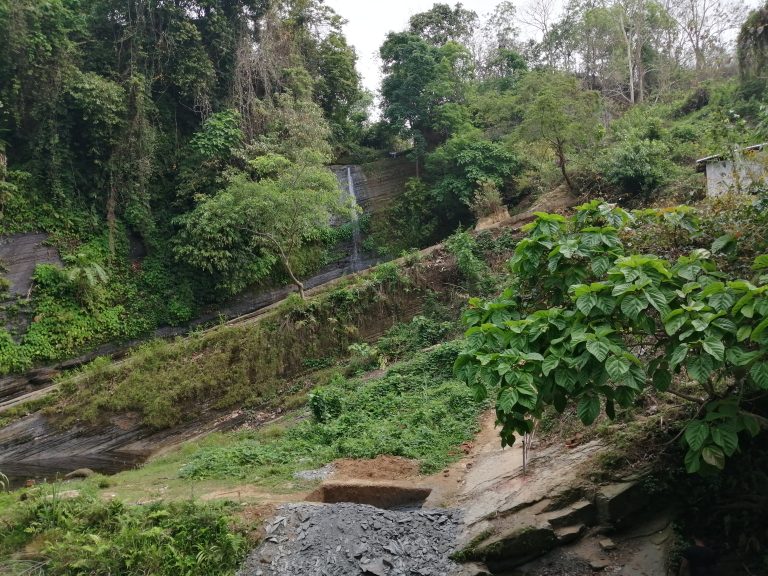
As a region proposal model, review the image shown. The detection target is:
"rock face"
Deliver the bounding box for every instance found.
[0,233,62,297]
[330,158,417,219]
[237,503,462,576]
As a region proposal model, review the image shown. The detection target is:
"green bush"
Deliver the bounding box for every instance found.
[309,383,345,423]
[603,137,674,196]
[2,493,246,575]
[180,341,484,478]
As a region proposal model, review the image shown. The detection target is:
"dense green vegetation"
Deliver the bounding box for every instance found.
[2,0,768,374]
[2,0,768,572]
[179,341,482,480]
[52,260,449,429]
[0,0,368,373]
[458,196,768,473]
[0,487,248,576]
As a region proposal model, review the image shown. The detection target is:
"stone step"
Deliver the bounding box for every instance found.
[554,524,586,544]
[540,499,596,529]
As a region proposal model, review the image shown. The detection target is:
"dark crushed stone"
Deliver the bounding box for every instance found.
[237,502,463,576]
[506,549,598,575]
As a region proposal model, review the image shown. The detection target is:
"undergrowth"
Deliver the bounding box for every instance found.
[179,341,486,480]
[0,487,248,576]
[51,262,434,429]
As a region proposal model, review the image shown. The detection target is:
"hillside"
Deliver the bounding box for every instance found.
[2,0,768,575]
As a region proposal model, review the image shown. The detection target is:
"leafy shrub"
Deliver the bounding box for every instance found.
[0,329,30,374]
[3,493,246,575]
[345,342,382,374]
[445,230,494,292]
[469,179,505,219]
[602,137,674,196]
[309,383,345,423]
[377,315,456,359]
[458,204,768,475]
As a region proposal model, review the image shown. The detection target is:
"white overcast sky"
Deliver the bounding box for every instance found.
[324,0,506,94]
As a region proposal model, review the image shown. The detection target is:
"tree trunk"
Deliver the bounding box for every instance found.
[555,142,574,191]
[254,231,306,299]
[620,13,635,104]
[281,255,305,299]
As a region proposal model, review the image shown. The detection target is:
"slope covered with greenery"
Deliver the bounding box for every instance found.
[2,0,768,375]
[2,0,768,572]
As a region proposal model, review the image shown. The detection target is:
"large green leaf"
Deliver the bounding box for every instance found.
[577,395,600,425]
[710,427,739,457]
[669,344,689,368]
[701,338,725,361]
[605,355,631,380]
[687,354,715,383]
[701,445,725,469]
[644,286,669,314]
[498,387,519,414]
[664,310,686,336]
[542,354,560,376]
[586,340,610,361]
[684,449,701,473]
[750,362,768,389]
[621,295,648,320]
[737,325,752,342]
[711,234,735,254]
[726,347,762,367]
[751,317,768,342]
[708,291,735,312]
[576,293,598,316]
[684,420,709,452]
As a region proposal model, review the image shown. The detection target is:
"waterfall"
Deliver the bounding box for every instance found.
[346,166,363,273]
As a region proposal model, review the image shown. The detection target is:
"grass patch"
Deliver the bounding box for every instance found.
[179,341,485,482]
[0,394,59,428]
[0,485,249,576]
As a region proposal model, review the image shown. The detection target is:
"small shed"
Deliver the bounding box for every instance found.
[696,143,768,197]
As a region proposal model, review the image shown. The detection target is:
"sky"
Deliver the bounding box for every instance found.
[324,0,506,94]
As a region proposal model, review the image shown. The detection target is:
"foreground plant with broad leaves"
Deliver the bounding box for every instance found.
[456,201,768,474]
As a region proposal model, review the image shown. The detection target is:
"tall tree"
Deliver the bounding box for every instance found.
[379,32,473,150]
[408,2,478,46]
[738,2,768,81]
[515,72,602,191]
[670,0,748,73]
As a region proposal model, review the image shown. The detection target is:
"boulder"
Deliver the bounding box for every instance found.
[64,468,95,480]
[554,525,586,544]
[542,499,596,529]
[596,481,648,526]
[471,524,557,568]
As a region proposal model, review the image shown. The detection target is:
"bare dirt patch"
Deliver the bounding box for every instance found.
[331,455,422,481]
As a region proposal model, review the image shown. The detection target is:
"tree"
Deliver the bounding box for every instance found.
[426,132,521,224]
[670,0,749,73]
[456,202,768,474]
[515,73,602,191]
[408,2,478,46]
[379,32,473,150]
[475,2,528,88]
[737,2,768,81]
[174,165,351,297]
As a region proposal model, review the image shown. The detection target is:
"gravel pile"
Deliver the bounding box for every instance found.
[237,502,463,576]
[293,464,336,482]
